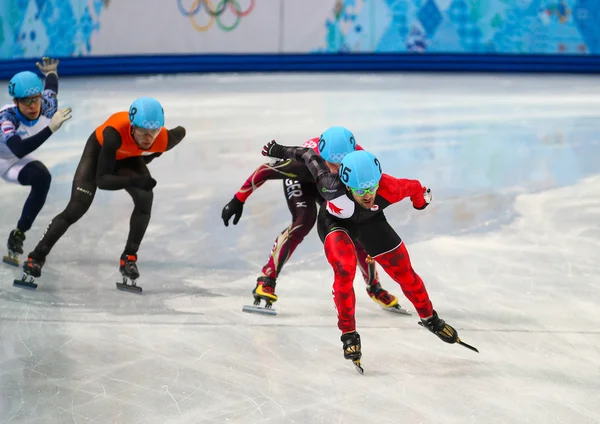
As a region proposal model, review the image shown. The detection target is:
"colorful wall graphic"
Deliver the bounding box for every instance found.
[1,0,599,60]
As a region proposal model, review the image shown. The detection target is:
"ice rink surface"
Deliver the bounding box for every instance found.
[1,73,600,423]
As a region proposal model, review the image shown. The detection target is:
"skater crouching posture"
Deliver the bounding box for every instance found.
[222,127,406,315]
[16,97,186,292]
[1,58,72,266]
[262,140,478,372]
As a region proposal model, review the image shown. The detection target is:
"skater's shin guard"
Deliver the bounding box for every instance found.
[374,242,433,318]
[355,244,379,286]
[324,230,357,333]
[260,222,310,279]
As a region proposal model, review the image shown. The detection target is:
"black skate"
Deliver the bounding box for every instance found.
[3,229,25,267]
[418,310,479,353]
[242,276,277,316]
[116,254,142,294]
[341,331,363,374]
[14,255,45,290]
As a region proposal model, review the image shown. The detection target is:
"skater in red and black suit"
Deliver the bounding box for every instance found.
[222,127,405,313]
[261,139,478,371]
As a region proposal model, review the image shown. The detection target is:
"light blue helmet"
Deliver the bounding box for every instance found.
[128,97,164,129]
[8,71,43,98]
[318,126,356,164]
[339,150,382,190]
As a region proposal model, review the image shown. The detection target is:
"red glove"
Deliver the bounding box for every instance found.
[413,187,432,210]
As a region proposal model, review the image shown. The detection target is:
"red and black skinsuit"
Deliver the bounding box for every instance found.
[222,138,398,307]
[262,143,436,334]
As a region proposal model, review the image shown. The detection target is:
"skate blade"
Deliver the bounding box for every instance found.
[352,359,364,375]
[383,305,412,315]
[242,305,277,316]
[3,255,19,267]
[13,277,37,290]
[417,322,479,353]
[116,281,142,294]
[457,338,479,353]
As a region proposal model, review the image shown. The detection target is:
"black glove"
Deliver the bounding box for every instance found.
[129,175,157,191]
[261,140,285,159]
[222,196,244,226]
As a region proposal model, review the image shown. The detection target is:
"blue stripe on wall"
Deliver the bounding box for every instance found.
[2,53,600,79]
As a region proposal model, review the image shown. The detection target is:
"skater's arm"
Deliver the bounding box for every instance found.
[96,127,133,190]
[4,128,53,159]
[43,73,58,95]
[262,140,331,182]
[261,140,340,197]
[142,153,162,164]
[234,159,305,202]
[377,174,431,209]
[37,57,59,95]
[165,126,186,151]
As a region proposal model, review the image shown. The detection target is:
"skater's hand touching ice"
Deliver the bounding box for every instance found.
[222,196,244,226]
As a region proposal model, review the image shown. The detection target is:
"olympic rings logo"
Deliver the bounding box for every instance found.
[140,120,163,130]
[177,0,256,32]
[326,152,349,163]
[358,180,378,189]
[22,87,41,96]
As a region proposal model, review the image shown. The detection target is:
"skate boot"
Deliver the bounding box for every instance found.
[341,331,363,374]
[242,276,278,315]
[14,254,45,290]
[116,253,142,294]
[3,229,25,267]
[367,282,411,315]
[418,310,479,353]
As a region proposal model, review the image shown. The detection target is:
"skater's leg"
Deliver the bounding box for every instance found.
[108,158,153,282]
[260,180,318,278]
[26,135,99,273]
[2,159,50,264]
[12,160,52,233]
[118,158,153,257]
[355,242,400,308]
[323,229,362,362]
[356,215,433,318]
[373,241,433,317]
[253,180,317,304]
[358,216,460,345]
[321,228,358,334]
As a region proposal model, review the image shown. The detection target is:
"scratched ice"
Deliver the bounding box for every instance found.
[0,73,599,423]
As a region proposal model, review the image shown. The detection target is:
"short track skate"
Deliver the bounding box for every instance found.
[116,254,143,294]
[3,251,20,267]
[116,276,142,294]
[13,272,38,290]
[242,297,277,316]
[383,304,412,315]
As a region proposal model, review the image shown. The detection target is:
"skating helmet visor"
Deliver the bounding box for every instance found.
[350,183,379,196]
[132,126,161,138]
[16,95,42,106]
